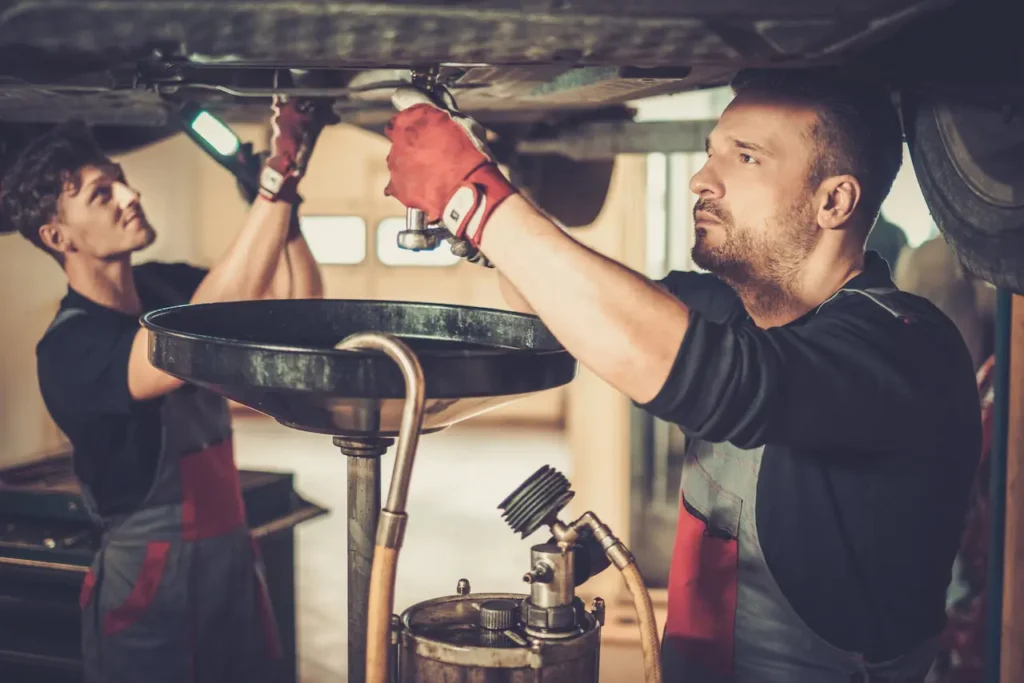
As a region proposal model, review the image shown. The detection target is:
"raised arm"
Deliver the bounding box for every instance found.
[195,97,331,304]
[382,90,688,403]
[381,91,978,454]
[262,207,325,300]
[128,97,330,401]
[483,195,689,403]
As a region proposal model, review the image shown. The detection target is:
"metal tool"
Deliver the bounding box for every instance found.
[388,464,662,682]
[395,66,450,252]
[395,207,447,251]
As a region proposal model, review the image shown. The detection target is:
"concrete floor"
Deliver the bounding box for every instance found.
[233,414,646,683]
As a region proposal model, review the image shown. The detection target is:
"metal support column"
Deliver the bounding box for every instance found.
[336,436,393,683]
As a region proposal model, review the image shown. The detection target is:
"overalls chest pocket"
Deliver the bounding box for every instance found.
[664,445,743,677]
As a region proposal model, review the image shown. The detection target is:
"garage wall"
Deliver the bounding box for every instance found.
[0,237,68,468]
[0,133,206,469]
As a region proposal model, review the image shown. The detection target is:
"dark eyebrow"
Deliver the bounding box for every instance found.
[86,175,111,203]
[84,164,123,202]
[730,137,773,157]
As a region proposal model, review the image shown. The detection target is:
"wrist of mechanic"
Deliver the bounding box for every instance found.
[258,96,336,206]
[383,97,524,253]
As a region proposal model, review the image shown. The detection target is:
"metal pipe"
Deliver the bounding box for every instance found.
[154,79,413,98]
[347,454,381,683]
[558,509,661,683]
[986,288,1012,683]
[331,333,419,683]
[334,333,426,517]
[333,435,393,683]
[335,332,426,683]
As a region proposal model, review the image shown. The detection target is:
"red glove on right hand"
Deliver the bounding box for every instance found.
[384,90,517,248]
[260,96,336,204]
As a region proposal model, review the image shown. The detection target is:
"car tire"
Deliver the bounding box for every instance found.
[902,93,1024,293]
[510,154,615,228]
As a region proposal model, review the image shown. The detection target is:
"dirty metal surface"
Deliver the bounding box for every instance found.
[0,0,950,126]
[400,592,601,665]
[0,0,938,67]
[142,300,577,437]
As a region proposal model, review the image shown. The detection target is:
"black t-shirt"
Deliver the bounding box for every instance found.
[36,262,208,517]
[644,252,981,661]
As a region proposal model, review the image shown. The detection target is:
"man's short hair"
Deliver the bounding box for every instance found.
[730,68,904,231]
[0,120,109,256]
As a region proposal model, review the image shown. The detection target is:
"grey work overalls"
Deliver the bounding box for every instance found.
[45,307,284,683]
[661,288,942,683]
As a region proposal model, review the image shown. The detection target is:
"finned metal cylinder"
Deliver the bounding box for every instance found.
[397,592,601,683]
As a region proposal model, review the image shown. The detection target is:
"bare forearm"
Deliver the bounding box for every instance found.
[267,234,323,299]
[286,236,323,298]
[498,270,533,314]
[192,198,291,304]
[480,194,689,403]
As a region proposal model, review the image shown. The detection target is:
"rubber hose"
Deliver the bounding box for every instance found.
[621,563,663,683]
[366,545,399,683]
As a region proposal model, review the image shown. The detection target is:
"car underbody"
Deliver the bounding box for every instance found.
[0,0,1016,127]
[0,0,1021,289]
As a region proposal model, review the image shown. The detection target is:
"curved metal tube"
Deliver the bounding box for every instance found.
[334,332,426,516]
[334,332,426,683]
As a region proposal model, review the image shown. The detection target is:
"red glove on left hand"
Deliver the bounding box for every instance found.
[384,91,517,248]
[260,96,336,204]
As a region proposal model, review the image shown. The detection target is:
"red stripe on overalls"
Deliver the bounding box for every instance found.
[79,567,98,609]
[664,497,739,675]
[103,541,172,636]
[179,439,246,541]
[250,537,284,661]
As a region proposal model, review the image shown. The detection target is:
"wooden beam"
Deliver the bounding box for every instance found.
[1001,294,1024,682]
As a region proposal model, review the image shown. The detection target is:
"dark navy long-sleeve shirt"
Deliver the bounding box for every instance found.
[643,252,981,661]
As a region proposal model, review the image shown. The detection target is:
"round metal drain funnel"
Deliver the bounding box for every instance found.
[141,299,577,437]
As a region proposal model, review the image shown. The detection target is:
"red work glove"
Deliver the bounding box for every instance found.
[260,96,336,204]
[384,88,517,248]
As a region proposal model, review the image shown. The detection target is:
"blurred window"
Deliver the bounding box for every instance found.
[299,215,367,265]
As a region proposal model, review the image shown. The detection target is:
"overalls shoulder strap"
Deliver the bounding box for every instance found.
[42,307,89,338]
[817,286,916,320]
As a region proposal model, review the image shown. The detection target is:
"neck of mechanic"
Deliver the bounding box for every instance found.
[65,255,141,315]
[732,243,866,329]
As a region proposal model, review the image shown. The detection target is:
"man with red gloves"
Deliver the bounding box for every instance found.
[383,71,981,683]
[0,96,332,681]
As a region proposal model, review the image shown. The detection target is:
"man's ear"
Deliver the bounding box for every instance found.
[815,175,861,230]
[38,222,72,255]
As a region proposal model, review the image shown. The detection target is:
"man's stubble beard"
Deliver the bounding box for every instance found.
[691,194,819,319]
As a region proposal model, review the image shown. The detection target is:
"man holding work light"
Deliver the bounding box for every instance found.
[0,97,330,681]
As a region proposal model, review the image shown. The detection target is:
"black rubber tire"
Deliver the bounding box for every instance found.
[511,154,615,228]
[902,94,1024,293]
